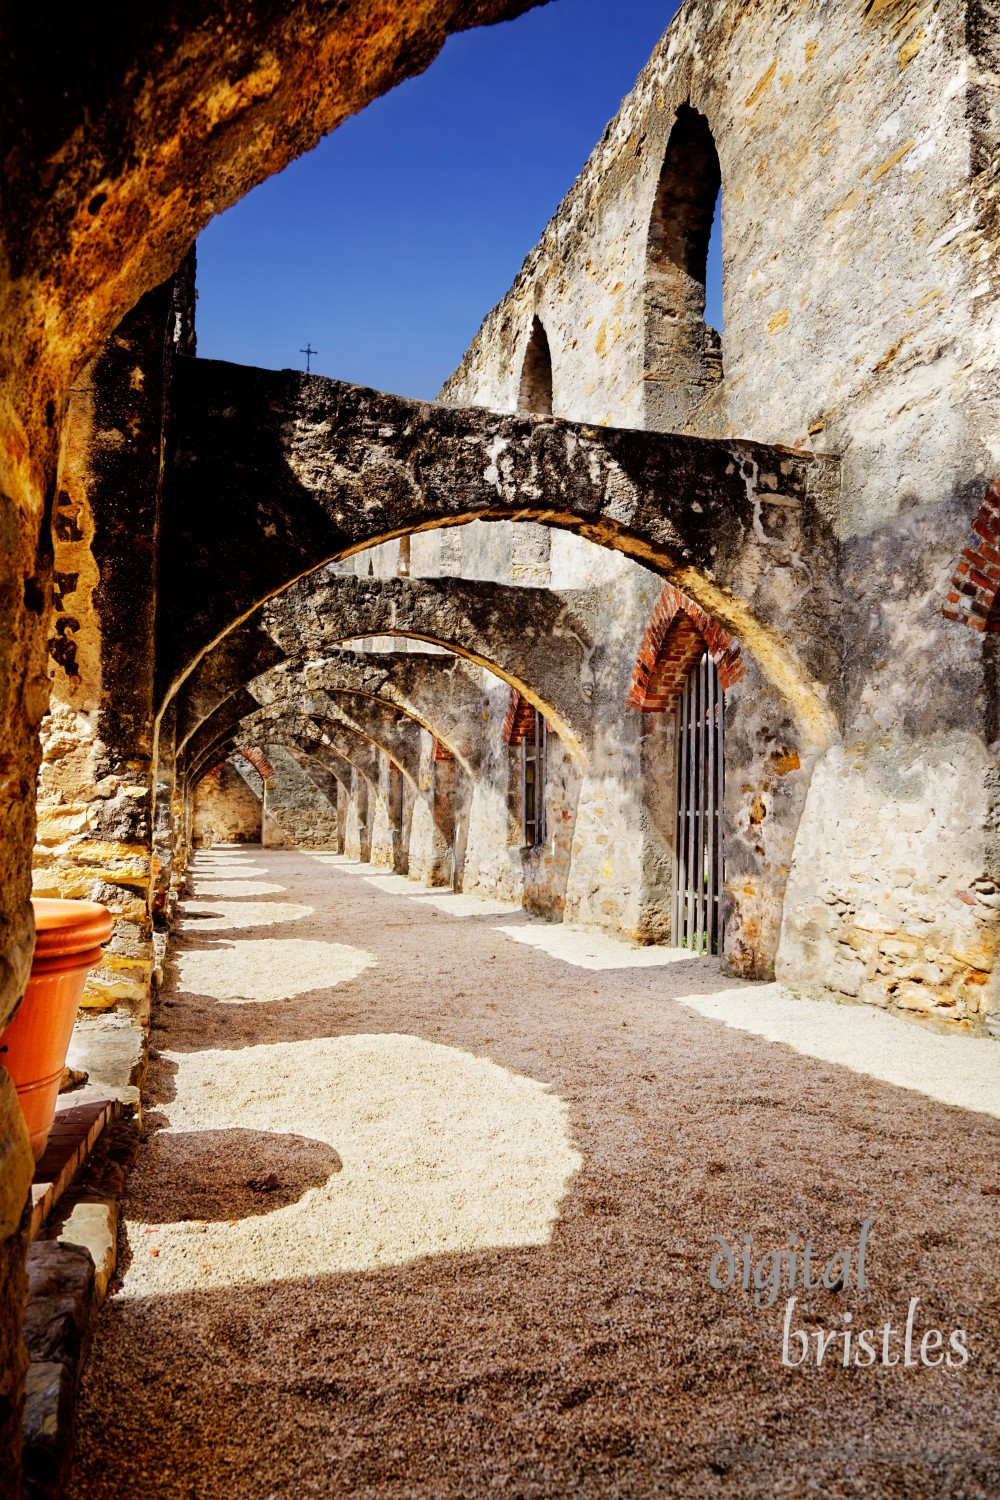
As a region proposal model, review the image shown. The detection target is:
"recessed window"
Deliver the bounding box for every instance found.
[518,316,553,416]
[644,104,723,429]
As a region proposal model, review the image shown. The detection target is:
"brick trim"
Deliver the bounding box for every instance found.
[432,738,453,762]
[238,746,275,781]
[945,479,1000,631]
[627,584,744,712]
[501,689,537,746]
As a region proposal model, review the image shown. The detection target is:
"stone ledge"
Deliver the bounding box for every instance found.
[30,1100,119,1243]
[22,1110,141,1499]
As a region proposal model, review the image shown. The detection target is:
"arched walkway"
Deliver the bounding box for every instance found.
[67,848,1000,1496]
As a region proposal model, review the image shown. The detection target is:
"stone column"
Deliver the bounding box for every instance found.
[408,735,455,886]
[34,262,192,1021]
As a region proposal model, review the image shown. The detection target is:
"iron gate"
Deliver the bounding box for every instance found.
[673,651,724,953]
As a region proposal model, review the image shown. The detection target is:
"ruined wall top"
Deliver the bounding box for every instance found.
[440,0,1000,540]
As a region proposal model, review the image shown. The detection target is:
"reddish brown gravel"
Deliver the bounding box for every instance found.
[69,849,1000,1499]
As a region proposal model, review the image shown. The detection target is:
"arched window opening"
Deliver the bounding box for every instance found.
[518,316,553,416]
[644,104,723,430]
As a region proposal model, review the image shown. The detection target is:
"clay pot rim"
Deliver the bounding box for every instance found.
[32,897,113,930]
[31,898,114,959]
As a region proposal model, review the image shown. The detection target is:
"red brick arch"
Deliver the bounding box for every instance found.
[501,689,539,746]
[944,479,1000,630]
[236,745,275,781]
[627,585,744,712]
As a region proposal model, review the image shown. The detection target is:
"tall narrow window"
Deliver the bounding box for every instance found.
[674,651,724,954]
[644,104,723,430]
[518,316,553,416]
[522,713,547,847]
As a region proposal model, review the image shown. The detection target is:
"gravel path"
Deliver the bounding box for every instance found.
[70,848,1000,1498]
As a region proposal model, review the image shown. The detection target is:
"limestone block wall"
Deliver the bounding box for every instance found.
[260,745,339,849]
[34,270,191,1015]
[192,761,261,846]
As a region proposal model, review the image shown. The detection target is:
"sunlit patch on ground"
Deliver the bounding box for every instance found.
[121,1033,582,1292]
[189,880,287,898]
[678,984,1000,1119]
[495,922,705,971]
[179,900,313,930]
[175,937,375,1003]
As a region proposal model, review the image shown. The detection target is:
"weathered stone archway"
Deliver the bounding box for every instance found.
[251,655,488,777]
[159,360,840,744]
[178,573,600,761]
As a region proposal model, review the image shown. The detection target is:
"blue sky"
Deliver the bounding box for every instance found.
[196,0,717,400]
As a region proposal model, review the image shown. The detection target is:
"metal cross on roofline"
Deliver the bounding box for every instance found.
[300,343,317,373]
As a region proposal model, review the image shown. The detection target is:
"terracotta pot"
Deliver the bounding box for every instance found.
[0,899,114,1161]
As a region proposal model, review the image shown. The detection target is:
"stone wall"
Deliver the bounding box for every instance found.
[260,746,340,850]
[192,761,262,846]
[434,0,1000,1023]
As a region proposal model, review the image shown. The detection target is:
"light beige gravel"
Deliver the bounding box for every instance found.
[70,848,1000,1500]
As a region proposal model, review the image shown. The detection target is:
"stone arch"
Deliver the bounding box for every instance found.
[252,653,486,777]
[174,575,596,764]
[194,707,419,793]
[627,585,743,712]
[518,316,553,415]
[643,103,723,431]
[235,746,274,782]
[262,575,599,761]
[252,736,365,803]
[157,362,839,750]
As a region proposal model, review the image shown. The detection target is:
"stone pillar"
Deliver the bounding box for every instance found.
[343,771,370,861]
[369,758,406,870]
[34,262,192,1020]
[408,734,455,886]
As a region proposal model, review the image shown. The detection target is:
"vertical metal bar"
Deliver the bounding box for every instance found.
[681,673,688,946]
[540,717,547,845]
[707,656,717,953]
[705,654,713,952]
[672,697,680,944]
[701,654,709,951]
[689,663,695,942]
[697,654,707,950]
[695,657,704,948]
[677,678,683,936]
[716,671,726,952]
